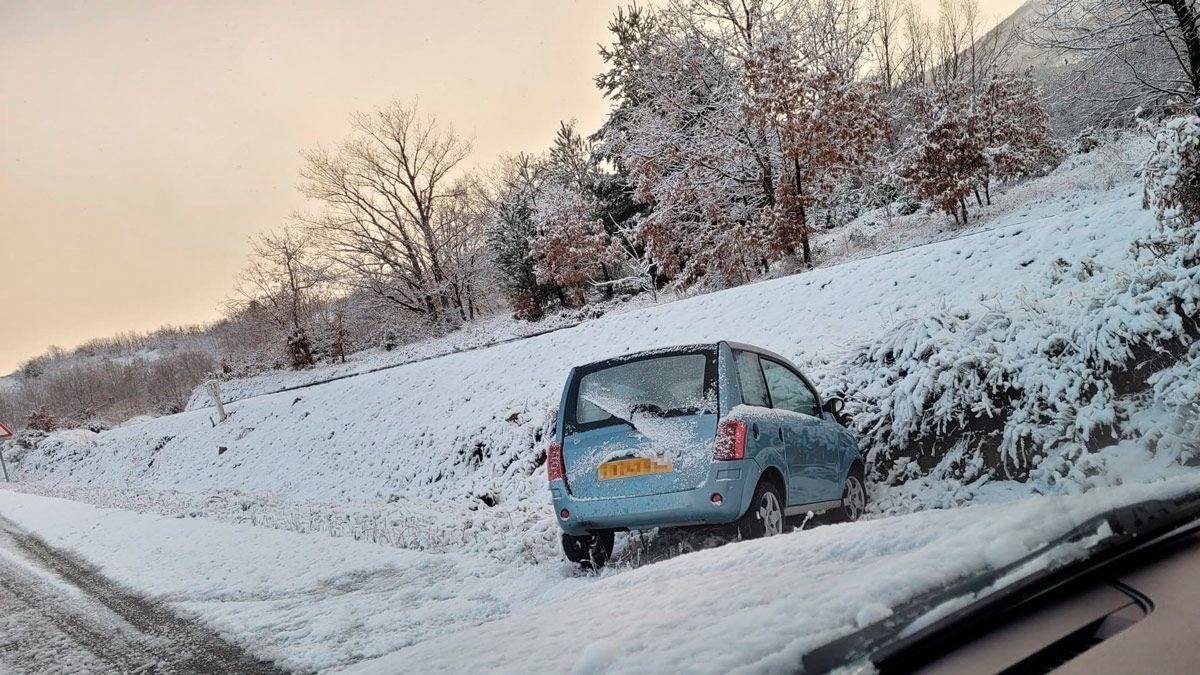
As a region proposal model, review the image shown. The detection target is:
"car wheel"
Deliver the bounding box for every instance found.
[838,470,867,523]
[736,480,786,540]
[561,531,615,570]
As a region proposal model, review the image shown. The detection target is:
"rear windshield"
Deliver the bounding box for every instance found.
[567,350,717,432]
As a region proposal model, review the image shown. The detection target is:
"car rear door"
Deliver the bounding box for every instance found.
[759,357,843,504]
[731,349,787,484]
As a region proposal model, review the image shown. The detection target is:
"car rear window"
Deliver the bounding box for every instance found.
[568,351,717,431]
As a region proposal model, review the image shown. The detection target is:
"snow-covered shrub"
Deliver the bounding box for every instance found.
[26,409,56,432]
[287,329,315,369]
[832,220,1200,483]
[11,429,46,453]
[1143,115,1200,226]
[1076,127,1100,154]
[895,196,920,216]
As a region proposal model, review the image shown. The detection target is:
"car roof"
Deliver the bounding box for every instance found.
[579,341,793,369]
[722,341,792,365]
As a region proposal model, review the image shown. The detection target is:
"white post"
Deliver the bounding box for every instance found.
[207,380,228,423]
[0,441,9,482]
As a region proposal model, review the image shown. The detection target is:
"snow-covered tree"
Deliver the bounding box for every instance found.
[598,3,776,285]
[899,71,1061,223]
[485,154,561,320]
[744,8,888,264]
[599,0,889,283]
[897,82,986,223]
[530,183,621,304]
[978,72,1064,198]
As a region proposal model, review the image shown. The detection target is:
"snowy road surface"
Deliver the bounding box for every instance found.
[0,517,284,674]
[4,476,1200,674]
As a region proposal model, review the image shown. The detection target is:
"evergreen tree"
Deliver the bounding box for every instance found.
[486,155,561,319]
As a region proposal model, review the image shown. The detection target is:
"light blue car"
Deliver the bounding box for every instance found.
[547,341,866,568]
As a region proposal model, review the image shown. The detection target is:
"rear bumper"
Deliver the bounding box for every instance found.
[551,459,757,536]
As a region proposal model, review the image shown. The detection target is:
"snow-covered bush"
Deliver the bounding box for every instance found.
[832,219,1200,483]
[1143,115,1200,226]
[824,128,1200,486]
[25,409,57,432]
[1076,127,1100,154]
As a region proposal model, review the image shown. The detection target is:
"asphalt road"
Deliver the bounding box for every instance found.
[0,518,286,674]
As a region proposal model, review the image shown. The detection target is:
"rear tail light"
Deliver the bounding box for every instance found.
[547,441,565,482]
[714,419,747,461]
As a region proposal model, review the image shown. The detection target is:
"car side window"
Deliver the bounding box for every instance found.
[761,359,819,417]
[733,350,770,407]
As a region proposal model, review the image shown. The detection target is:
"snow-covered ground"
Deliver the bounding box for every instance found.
[2,474,1197,673]
[6,135,1196,671]
[182,305,612,410]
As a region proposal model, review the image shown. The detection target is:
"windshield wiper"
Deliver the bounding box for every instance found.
[803,492,1200,674]
[580,395,641,433]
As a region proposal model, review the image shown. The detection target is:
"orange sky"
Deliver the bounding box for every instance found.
[0,0,1025,374]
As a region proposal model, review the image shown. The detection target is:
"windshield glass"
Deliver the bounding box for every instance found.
[5,0,1200,673]
[573,352,715,428]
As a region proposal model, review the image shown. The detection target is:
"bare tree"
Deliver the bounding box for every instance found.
[929,0,1014,90]
[299,100,478,324]
[899,2,936,84]
[869,0,906,90]
[1029,0,1200,118]
[226,227,336,368]
[435,175,499,322]
[228,228,334,334]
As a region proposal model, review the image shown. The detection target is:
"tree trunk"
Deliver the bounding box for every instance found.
[452,283,467,322]
[794,159,811,266]
[1167,0,1200,102]
[600,263,614,300]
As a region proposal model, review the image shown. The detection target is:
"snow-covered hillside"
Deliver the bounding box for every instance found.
[10,137,1177,558]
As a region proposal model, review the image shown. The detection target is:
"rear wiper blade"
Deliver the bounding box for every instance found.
[580,395,641,433]
[803,493,1200,674]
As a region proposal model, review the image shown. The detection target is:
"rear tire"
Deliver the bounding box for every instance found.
[561,531,615,570]
[735,480,786,540]
[836,469,867,523]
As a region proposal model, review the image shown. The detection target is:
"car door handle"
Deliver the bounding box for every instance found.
[778,427,785,442]
[751,423,760,440]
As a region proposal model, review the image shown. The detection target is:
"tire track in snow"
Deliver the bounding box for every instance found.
[0,518,289,674]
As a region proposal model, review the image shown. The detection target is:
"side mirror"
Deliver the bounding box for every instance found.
[823,397,845,415]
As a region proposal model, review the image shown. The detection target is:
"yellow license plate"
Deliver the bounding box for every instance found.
[598,457,673,481]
